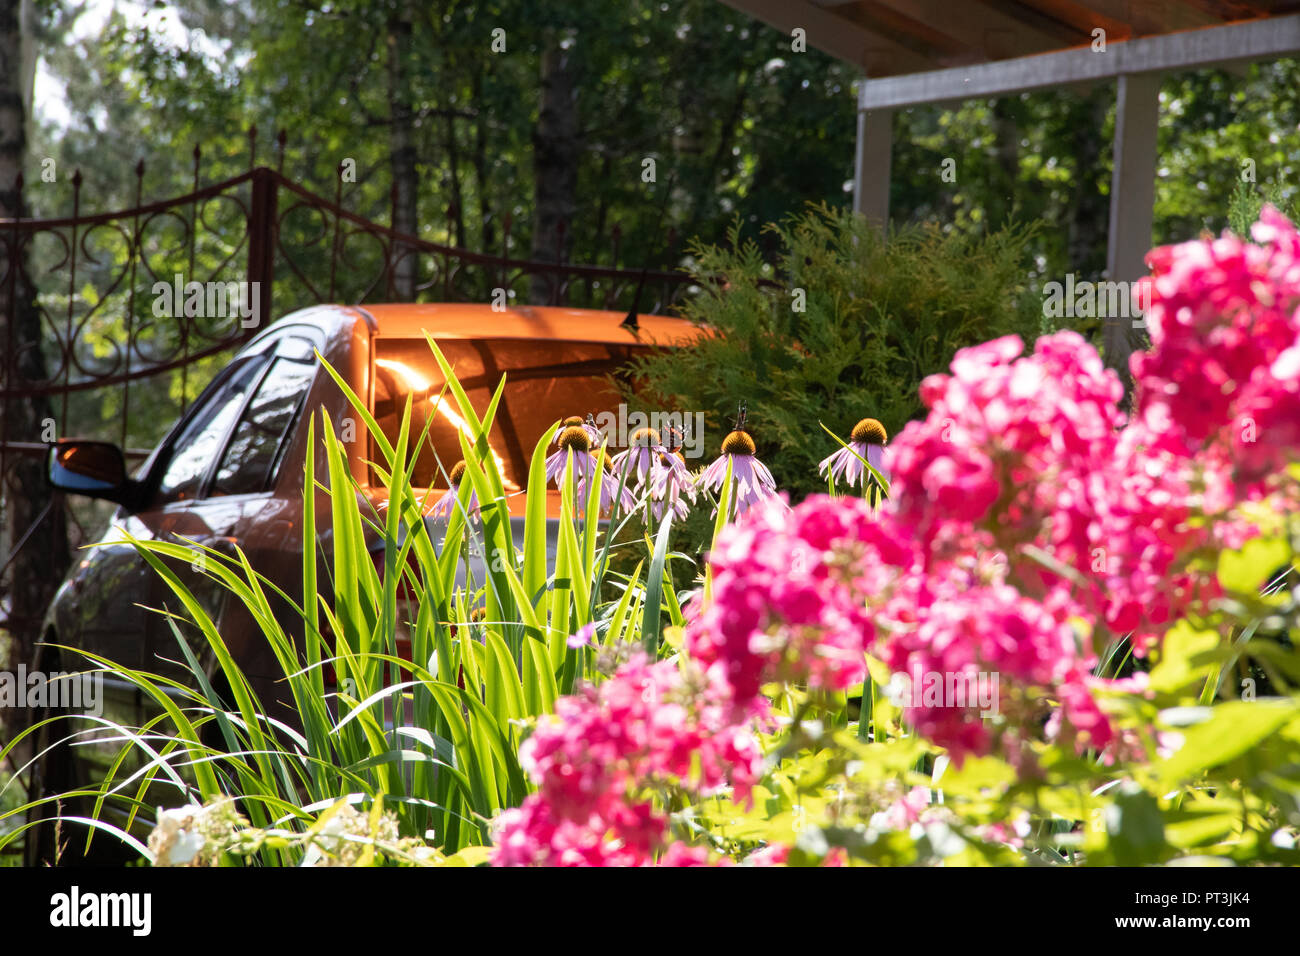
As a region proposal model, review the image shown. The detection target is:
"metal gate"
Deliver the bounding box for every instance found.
[0,129,691,637]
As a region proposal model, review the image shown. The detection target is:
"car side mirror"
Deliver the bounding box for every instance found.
[47,440,136,506]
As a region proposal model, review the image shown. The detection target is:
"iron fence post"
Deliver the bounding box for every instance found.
[248,167,278,330]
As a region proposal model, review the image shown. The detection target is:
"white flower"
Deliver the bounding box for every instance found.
[150,805,209,866]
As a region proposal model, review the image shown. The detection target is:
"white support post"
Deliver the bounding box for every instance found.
[1105,72,1161,388]
[854,99,893,232]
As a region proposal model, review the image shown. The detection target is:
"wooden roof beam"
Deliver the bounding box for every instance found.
[716,0,943,75]
[857,12,1300,108]
[861,0,1066,61]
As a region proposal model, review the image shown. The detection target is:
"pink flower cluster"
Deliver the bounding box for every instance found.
[743,843,847,866]
[492,655,762,866]
[689,488,1113,760]
[1134,206,1300,483]
[1095,206,1300,639]
[892,330,1126,588]
[879,583,1101,755]
[686,495,910,710]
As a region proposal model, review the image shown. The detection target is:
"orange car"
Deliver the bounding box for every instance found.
[35,304,701,836]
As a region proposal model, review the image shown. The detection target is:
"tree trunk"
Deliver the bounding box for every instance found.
[445,108,466,249]
[387,2,418,300]
[684,65,751,246]
[1066,87,1111,277]
[472,68,493,252]
[529,37,579,305]
[989,97,1019,231]
[0,0,70,674]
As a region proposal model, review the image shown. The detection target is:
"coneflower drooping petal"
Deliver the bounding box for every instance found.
[698,429,777,517]
[819,418,889,490]
[546,425,635,516]
[610,426,661,493]
[648,449,696,521]
[595,462,639,515]
[430,460,480,522]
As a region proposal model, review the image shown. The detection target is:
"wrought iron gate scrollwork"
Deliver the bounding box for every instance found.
[0,138,693,625]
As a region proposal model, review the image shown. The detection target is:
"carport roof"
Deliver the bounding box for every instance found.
[717,1,1300,80]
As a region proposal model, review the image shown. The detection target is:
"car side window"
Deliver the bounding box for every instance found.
[210,340,317,496]
[155,356,269,504]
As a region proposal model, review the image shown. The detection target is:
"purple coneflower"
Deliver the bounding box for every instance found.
[545,424,636,515]
[429,460,479,522]
[648,448,697,521]
[698,428,777,517]
[610,426,661,491]
[551,414,602,448]
[819,418,889,490]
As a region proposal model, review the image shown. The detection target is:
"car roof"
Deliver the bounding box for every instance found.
[354,303,704,346]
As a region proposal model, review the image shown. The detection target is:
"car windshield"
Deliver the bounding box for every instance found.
[370,337,648,489]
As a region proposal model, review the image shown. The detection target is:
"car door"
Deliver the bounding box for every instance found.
[127,347,274,678]
[46,506,163,739]
[45,344,275,739]
[141,332,320,691]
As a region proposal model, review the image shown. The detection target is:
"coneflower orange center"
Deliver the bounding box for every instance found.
[558,425,592,452]
[630,426,660,447]
[851,418,888,445]
[562,415,585,427]
[449,460,467,484]
[721,430,756,456]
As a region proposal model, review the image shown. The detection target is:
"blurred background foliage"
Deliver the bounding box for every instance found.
[20,1,1300,459]
[30,1,1298,276]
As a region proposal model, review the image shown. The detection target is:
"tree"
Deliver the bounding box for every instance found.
[529,30,579,303]
[0,0,70,674]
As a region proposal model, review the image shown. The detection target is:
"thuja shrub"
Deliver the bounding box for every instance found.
[625,202,1041,500]
[1228,180,1299,238]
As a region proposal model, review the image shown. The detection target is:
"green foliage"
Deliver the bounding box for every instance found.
[890,60,1300,283]
[27,0,863,501]
[1157,62,1300,244]
[1228,180,1300,237]
[626,203,1040,499]
[31,13,1300,510]
[32,0,857,265]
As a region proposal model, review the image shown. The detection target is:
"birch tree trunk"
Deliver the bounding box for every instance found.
[0,0,70,675]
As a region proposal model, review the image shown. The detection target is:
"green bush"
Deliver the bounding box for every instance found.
[626,203,1041,500]
[1228,180,1300,237]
